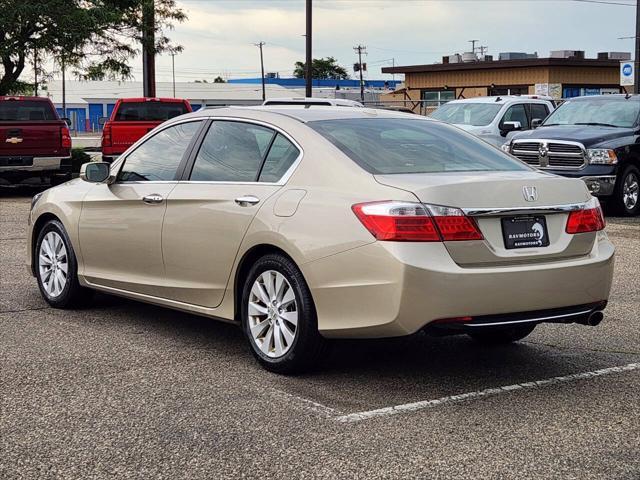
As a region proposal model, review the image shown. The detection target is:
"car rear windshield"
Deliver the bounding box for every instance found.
[114,102,189,121]
[0,100,57,121]
[429,102,502,126]
[309,118,530,174]
[542,98,640,128]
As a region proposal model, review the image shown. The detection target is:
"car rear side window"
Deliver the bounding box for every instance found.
[190,121,276,182]
[0,100,57,121]
[309,118,530,174]
[114,102,189,121]
[118,121,202,182]
[258,134,300,182]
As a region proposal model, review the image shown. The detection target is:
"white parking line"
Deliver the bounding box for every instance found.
[335,362,640,423]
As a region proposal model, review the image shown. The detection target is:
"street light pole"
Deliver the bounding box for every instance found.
[170,52,177,97]
[635,0,640,93]
[305,0,312,97]
[61,58,66,119]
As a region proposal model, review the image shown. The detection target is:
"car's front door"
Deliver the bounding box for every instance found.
[78,120,203,295]
[162,120,301,307]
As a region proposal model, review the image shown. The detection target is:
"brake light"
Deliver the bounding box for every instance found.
[60,126,71,149]
[352,201,484,242]
[566,206,605,234]
[102,122,112,147]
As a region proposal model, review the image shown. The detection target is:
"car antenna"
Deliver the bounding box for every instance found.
[495,96,502,102]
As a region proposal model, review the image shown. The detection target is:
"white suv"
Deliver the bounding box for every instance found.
[429,96,555,148]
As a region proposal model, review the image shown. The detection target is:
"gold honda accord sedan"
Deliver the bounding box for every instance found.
[27,106,614,373]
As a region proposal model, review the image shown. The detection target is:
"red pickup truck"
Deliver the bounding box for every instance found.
[0,96,72,185]
[101,97,192,162]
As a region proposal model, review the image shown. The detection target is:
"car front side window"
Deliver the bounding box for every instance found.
[500,104,529,130]
[118,121,202,182]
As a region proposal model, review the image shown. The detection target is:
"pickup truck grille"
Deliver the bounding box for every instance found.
[511,140,586,169]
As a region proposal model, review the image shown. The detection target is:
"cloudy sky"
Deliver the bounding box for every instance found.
[47,0,640,83]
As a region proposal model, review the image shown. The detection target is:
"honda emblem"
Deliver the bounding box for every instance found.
[523,186,538,202]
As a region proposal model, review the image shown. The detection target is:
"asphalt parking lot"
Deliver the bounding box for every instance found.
[1,187,639,479]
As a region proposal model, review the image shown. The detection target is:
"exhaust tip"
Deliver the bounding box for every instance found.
[587,310,604,326]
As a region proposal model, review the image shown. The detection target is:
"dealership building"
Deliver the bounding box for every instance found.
[381,50,630,113]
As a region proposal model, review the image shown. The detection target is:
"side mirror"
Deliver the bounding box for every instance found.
[98,117,108,126]
[61,117,72,127]
[500,121,522,136]
[531,118,543,129]
[80,162,111,183]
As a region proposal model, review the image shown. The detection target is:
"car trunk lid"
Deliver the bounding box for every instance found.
[374,171,596,266]
[0,121,64,156]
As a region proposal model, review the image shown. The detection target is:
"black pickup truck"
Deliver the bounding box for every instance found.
[506,94,640,216]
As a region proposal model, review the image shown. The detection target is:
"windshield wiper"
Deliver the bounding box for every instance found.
[574,122,620,128]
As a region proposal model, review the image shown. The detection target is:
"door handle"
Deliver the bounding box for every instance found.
[235,195,260,207]
[142,193,164,204]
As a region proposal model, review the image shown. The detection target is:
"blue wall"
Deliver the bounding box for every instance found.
[228,77,401,89]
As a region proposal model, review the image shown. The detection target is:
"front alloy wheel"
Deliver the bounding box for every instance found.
[616,166,640,216]
[39,231,69,298]
[241,254,325,374]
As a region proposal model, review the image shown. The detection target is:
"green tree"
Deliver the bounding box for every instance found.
[0,0,186,95]
[293,57,349,80]
[213,76,226,83]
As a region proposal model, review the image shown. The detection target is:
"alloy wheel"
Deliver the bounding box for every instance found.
[623,172,639,210]
[248,270,298,358]
[39,231,68,298]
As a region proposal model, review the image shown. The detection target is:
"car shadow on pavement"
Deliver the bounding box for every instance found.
[85,292,625,414]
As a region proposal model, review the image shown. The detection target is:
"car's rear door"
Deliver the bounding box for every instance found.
[78,120,204,295]
[161,119,302,307]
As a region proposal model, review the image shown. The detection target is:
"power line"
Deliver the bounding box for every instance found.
[571,0,634,5]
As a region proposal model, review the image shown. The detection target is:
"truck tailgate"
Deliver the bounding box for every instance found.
[110,121,161,152]
[0,122,64,157]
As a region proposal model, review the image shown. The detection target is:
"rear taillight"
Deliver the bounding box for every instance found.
[102,122,112,147]
[352,201,483,242]
[566,202,605,234]
[60,126,71,149]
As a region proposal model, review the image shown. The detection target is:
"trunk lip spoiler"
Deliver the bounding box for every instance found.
[461,202,587,217]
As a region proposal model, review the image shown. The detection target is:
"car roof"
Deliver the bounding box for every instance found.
[181,105,422,123]
[263,97,363,107]
[444,96,551,105]
[117,97,188,103]
[567,94,640,101]
[0,96,52,102]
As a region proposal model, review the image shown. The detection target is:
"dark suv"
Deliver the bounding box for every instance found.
[506,94,640,216]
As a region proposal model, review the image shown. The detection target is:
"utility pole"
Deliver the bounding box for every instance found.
[633,0,640,93]
[33,48,38,96]
[142,0,156,97]
[170,52,177,97]
[61,58,66,119]
[305,0,312,97]
[255,42,266,101]
[354,45,367,102]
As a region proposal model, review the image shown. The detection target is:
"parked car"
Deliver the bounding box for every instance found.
[263,97,364,107]
[101,97,192,163]
[29,107,614,373]
[506,94,640,216]
[429,95,555,147]
[0,96,71,185]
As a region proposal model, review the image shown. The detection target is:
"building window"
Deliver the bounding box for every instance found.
[489,86,529,96]
[421,90,455,107]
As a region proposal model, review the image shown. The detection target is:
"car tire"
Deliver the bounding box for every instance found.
[35,219,93,308]
[613,165,640,216]
[241,253,326,374]
[467,324,536,345]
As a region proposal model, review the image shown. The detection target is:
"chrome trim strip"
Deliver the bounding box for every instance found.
[462,202,586,217]
[465,309,594,327]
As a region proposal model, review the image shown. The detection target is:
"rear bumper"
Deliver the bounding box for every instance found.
[0,156,71,174]
[303,232,615,338]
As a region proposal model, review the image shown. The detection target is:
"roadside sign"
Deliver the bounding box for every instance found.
[620,61,634,86]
